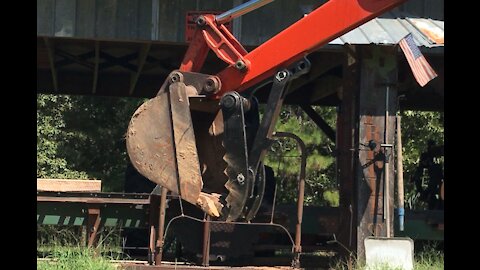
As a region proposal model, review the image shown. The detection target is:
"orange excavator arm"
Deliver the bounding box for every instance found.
[180,0,407,98]
[126,0,407,221]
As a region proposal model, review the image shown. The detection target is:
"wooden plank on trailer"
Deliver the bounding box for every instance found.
[37,179,102,192]
[37,196,149,205]
[55,0,77,37]
[76,0,96,38]
[96,0,117,38]
[116,0,139,39]
[37,0,55,36]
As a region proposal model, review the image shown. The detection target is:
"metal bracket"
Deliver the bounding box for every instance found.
[221,91,251,221]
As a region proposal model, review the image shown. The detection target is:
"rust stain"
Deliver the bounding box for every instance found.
[410,19,444,44]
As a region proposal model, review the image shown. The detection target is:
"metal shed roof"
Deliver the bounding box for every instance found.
[330,11,444,48]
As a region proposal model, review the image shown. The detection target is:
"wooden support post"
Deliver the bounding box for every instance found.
[355,45,397,259]
[336,45,358,255]
[202,216,211,267]
[92,41,100,94]
[337,45,398,260]
[87,205,101,248]
[155,187,168,265]
[148,194,160,265]
[43,37,58,92]
[129,43,151,95]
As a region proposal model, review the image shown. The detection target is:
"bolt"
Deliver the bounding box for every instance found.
[236,173,245,185]
[296,61,307,72]
[275,70,288,82]
[203,76,220,94]
[221,94,237,110]
[235,60,247,71]
[196,16,206,26]
[170,72,182,84]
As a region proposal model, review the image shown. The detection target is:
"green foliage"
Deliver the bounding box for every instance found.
[264,105,337,206]
[323,190,340,207]
[413,244,444,270]
[37,94,145,191]
[399,110,444,209]
[37,95,89,179]
[37,93,443,208]
[37,247,116,270]
[329,245,443,270]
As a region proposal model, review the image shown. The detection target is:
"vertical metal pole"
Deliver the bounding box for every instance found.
[273,132,306,268]
[155,187,168,265]
[384,86,391,237]
[294,140,306,268]
[148,225,156,264]
[148,195,157,265]
[215,0,275,24]
[396,115,405,231]
[202,216,211,267]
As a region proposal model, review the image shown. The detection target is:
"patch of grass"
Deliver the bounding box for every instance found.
[413,246,443,270]
[328,245,443,270]
[37,246,116,270]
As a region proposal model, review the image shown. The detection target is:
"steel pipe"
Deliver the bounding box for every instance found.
[215,0,274,24]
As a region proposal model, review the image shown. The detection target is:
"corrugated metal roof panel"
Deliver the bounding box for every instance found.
[327,12,444,48]
[408,18,444,44]
[359,19,394,44]
[375,18,409,43]
[339,28,371,44]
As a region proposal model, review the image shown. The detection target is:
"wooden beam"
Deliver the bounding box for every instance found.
[300,105,336,142]
[99,52,138,72]
[37,196,149,205]
[43,37,58,92]
[288,53,343,94]
[129,43,151,95]
[37,179,101,192]
[92,41,100,94]
[310,75,342,103]
[355,45,398,259]
[336,44,358,256]
[285,75,342,104]
[56,48,95,70]
[56,51,95,68]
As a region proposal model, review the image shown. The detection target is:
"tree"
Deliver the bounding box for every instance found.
[264,105,338,206]
[399,110,444,209]
[37,94,443,209]
[37,94,145,191]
